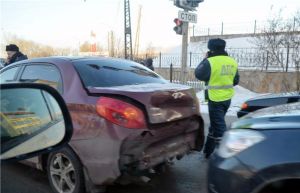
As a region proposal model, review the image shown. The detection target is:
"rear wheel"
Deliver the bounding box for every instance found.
[47,147,85,193]
[154,162,169,174]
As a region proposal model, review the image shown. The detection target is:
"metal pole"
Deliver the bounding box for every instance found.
[189,52,192,67]
[193,25,195,37]
[281,52,284,71]
[286,45,290,72]
[108,32,110,56]
[159,52,162,68]
[262,52,265,71]
[170,63,173,82]
[254,20,257,34]
[221,22,224,35]
[266,51,269,71]
[180,18,189,83]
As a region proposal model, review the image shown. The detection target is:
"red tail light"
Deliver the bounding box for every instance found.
[96,97,146,129]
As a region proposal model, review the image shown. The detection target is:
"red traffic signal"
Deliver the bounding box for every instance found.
[173,18,183,35]
[174,18,182,26]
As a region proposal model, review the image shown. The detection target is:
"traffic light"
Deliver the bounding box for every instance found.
[174,0,204,11]
[173,18,183,35]
[188,0,204,7]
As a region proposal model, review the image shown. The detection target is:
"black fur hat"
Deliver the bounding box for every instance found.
[6,44,19,52]
[207,38,226,51]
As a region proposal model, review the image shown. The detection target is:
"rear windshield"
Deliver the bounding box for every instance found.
[73,59,167,87]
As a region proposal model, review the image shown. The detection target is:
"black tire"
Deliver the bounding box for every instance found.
[47,146,85,193]
[154,162,168,174]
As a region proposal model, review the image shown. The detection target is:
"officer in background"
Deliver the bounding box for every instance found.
[195,38,239,158]
[144,58,154,71]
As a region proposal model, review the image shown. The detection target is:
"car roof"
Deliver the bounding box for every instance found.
[247,102,300,117]
[232,102,300,130]
[249,92,300,101]
[0,56,140,72]
[1,56,136,67]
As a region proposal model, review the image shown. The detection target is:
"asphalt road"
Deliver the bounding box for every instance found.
[1,114,237,193]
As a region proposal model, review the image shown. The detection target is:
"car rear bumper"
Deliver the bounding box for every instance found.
[119,116,204,173]
[120,131,198,171]
[208,154,263,193]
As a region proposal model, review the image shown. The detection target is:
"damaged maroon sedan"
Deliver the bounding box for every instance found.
[0,57,204,193]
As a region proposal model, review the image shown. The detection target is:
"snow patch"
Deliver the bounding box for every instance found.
[197,85,262,117]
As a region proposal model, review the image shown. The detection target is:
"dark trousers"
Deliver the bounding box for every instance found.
[204,99,231,157]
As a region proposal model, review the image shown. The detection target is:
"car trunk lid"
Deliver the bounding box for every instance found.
[87,83,200,124]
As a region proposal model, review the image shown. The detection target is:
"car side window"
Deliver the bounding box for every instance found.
[20,65,63,93]
[0,67,19,83]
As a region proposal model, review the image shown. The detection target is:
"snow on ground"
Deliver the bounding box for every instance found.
[197,85,262,117]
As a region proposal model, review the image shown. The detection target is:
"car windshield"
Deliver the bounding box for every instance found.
[73,59,167,88]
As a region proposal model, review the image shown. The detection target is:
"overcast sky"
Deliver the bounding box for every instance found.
[1,0,299,51]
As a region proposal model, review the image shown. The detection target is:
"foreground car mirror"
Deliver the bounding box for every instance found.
[1,83,73,162]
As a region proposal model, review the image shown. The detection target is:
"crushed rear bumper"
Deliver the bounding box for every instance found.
[119,116,204,173]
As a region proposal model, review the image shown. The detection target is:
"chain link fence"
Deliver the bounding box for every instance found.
[153,47,299,72]
[191,19,300,37]
[151,47,299,90]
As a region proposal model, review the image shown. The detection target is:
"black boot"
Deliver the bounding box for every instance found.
[203,135,216,159]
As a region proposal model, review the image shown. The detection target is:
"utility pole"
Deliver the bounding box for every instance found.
[124,0,133,60]
[134,5,142,58]
[180,18,189,83]
[173,0,203,83]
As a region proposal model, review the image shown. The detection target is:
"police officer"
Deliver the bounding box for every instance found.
[195,38,239,158]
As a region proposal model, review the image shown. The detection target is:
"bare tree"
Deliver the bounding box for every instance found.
[114,37,124,58]
[290,11,300,90]
[3,34,76,58]
[145,43,159,59]
[79,41,91,52]
[79,41,104,55]
[254,10,300,91]
[105,31,125,58]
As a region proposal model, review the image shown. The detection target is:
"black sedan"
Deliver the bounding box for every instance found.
[208,102,300,193]
[237,92,300,118]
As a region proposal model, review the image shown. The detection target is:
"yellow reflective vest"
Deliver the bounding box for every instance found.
[207,56,238,102]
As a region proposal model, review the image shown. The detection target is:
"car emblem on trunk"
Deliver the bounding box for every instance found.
[172,92,184,99]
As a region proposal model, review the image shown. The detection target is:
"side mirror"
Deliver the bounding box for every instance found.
[1,83,73,162]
